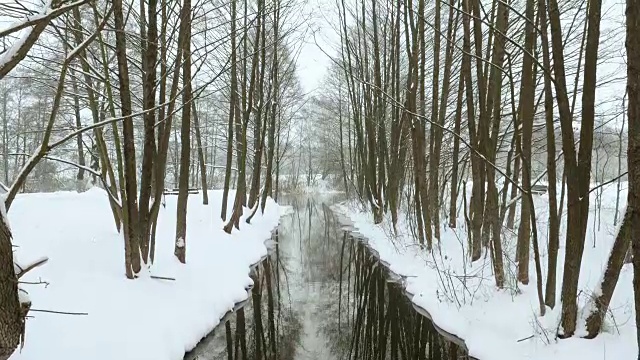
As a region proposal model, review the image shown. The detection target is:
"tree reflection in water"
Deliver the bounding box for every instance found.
[185,196,470,360]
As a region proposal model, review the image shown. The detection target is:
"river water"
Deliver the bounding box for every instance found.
[185,195,469,360]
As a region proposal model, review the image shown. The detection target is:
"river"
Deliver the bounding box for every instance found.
[185,195,469,360]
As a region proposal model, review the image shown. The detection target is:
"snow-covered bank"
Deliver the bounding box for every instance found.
[332,184,636,360]
[9,188,280,360]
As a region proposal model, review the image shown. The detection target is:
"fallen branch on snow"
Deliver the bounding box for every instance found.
[150,275,176,281]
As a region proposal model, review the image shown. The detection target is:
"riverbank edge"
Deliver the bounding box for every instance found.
[183,228,278,358]
[8,189,284,360]
[329,206,477,359]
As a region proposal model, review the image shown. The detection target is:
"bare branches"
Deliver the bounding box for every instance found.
[0,0,88,39]
[15,257,48,279]
[29,309,88,316]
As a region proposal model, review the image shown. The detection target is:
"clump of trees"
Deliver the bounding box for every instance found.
[0,0,304,355]
[312,0,640,348]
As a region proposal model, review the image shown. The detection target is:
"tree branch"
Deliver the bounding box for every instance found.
[15,257,48,279]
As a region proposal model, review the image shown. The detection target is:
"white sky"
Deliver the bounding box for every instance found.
[295,0,340,94]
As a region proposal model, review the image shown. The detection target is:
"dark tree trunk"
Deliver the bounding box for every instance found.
[261,1,279,214]
[540,0,560,308]
[70,74,85,187]
[584,211,631,337]
[0,214,22,360]
[449,75,464,228]
[175,0,192,264]
[552,0,602,336]
[113,0,141,278]
[137,0,160,265]
[626,0,640,353]
[222,0,238,221]
[248,6,267,209]
[225,0,263,232]
[426,0,442,240]
[193,102,209,205]
[516,0,537,285]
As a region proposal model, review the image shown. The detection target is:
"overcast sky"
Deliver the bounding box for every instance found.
[295,0,340,94]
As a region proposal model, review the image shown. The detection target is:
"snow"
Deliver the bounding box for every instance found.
[18,288,30,305]
[8,187,281,360]
[332,182,637,360]
[0,0,53,69]
[176,237,185,248]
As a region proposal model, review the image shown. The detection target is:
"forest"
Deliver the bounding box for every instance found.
[0,0,638,359]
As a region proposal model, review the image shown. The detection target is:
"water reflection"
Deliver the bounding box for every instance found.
[185,195,470,360]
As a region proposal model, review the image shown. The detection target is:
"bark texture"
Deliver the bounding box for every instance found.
[0,215,21,360]
[626,0,640,353]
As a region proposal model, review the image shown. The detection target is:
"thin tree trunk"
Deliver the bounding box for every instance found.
[2,84,7,186]
[449,75,464,228]
[339,85,350,196]
[540,0,560,308]
[70,73,85,190]
[583,210,631,337]
[261,1,279,214]
[516,0,537,285]
[248,3,268,209]
[429,0,458,239]
[113,0,141,278]
[225,0,263,232]
[138,0,160,265]
[193,102,209,205]
[175,0,192,263]
[222,0,238,221]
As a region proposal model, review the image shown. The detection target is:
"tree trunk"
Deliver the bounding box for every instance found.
[0,213,22,360]
[222,0,238,221]
[113,0,141,278]
[193,102,209,205]
[506,141,521,229]
[553,0,602,337]
[225,0,263,232]
[584,210,631,337]
[175,0,192,264]
[426,0,442,240]
[248,5,268,209]
[540,0,560,308]
[339,85,350,196]
[516,0,537,285]
[70,73,86,189]
[261,1,279,214]
[625,0,640,353]
[449,75,464,228]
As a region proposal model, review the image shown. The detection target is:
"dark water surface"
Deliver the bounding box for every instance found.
[185,195,469,360]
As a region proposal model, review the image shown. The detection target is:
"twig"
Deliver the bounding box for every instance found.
[30,309,88,316]
[150,275,176,281]
[15,257,48,279]
[517,335,534,342]
[18,280,50,287]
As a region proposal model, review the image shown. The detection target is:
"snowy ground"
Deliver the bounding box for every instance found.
[332,183,636,360]
[9,188,280,360]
